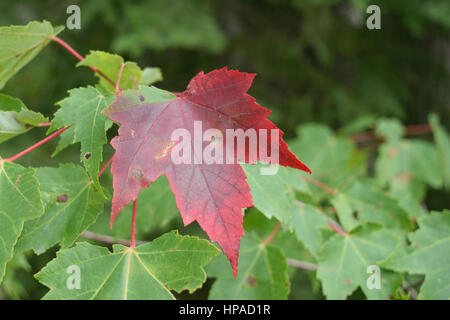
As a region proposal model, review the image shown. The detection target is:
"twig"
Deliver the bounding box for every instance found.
[287,258,318,271]
[51,35,116,88]
[3,126,70,162]
[80,231,146,247]
[350,123,432,143]
[405,124,432,136]
[302,176,335,195]
[262,221,280,245]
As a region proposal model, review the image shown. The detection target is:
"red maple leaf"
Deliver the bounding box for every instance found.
[104,67,310,276]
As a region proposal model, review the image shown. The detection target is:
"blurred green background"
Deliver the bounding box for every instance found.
[1,0,448,138]
[0,0,449,300]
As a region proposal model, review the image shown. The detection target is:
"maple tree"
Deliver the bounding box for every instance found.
[0,20,449,300]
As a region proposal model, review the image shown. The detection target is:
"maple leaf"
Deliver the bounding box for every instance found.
[103,67,310,276]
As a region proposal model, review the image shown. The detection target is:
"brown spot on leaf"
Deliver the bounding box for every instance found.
[344,278,351,284]
[84,152,92,160]
[246,276,257,287]
[395,173,412,183]
[57,194,69,203]
[388,148,398,157]
[14,174,21,187]
[138,94,145,102]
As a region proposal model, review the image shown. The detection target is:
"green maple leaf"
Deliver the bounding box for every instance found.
[16,164,107,254]
[291,202,330,259]
[77,51,161,92]
[429,114,450,190]
[0,20,63,89]
[0,93,48,144]
[242,163,309,227]
[1,252,31,299]
[50,87,115,196]
[316,225,405,300]
[331,180,412,231]
[288,123,367,200]
[382,211,450,299]
[0,161,43,281]
[376,139,443,190]
[375,118,404,142]
[206,232,289,299]
[35,231,219,300]
[90,175,179,240]
[141,67,163,85]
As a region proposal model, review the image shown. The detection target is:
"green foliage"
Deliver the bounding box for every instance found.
[289,124,366,200]
[90,175,179,240]
[382,211,450,299]
[207,232,289,299]
[35,231,219,299]
[291,203,330,259]
[316,225,405,299]
[242,163,305,227]
[0,162,43,281]
[331,180,412,231]
[17,164,107,254]
[0,21,62,89]
[429,114,450,190]
[0,94,48,144]
[77,50,162,92]
[97,0,227,56]
[50,87,115,196]
[0,5,449,301]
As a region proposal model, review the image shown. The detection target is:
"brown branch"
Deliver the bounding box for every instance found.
[350,123,432,143]
[405,124,432,136]
[287,258,318,271]
[81,231,146,247]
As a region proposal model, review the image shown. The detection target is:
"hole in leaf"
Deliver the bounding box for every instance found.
[131,168,144,179]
